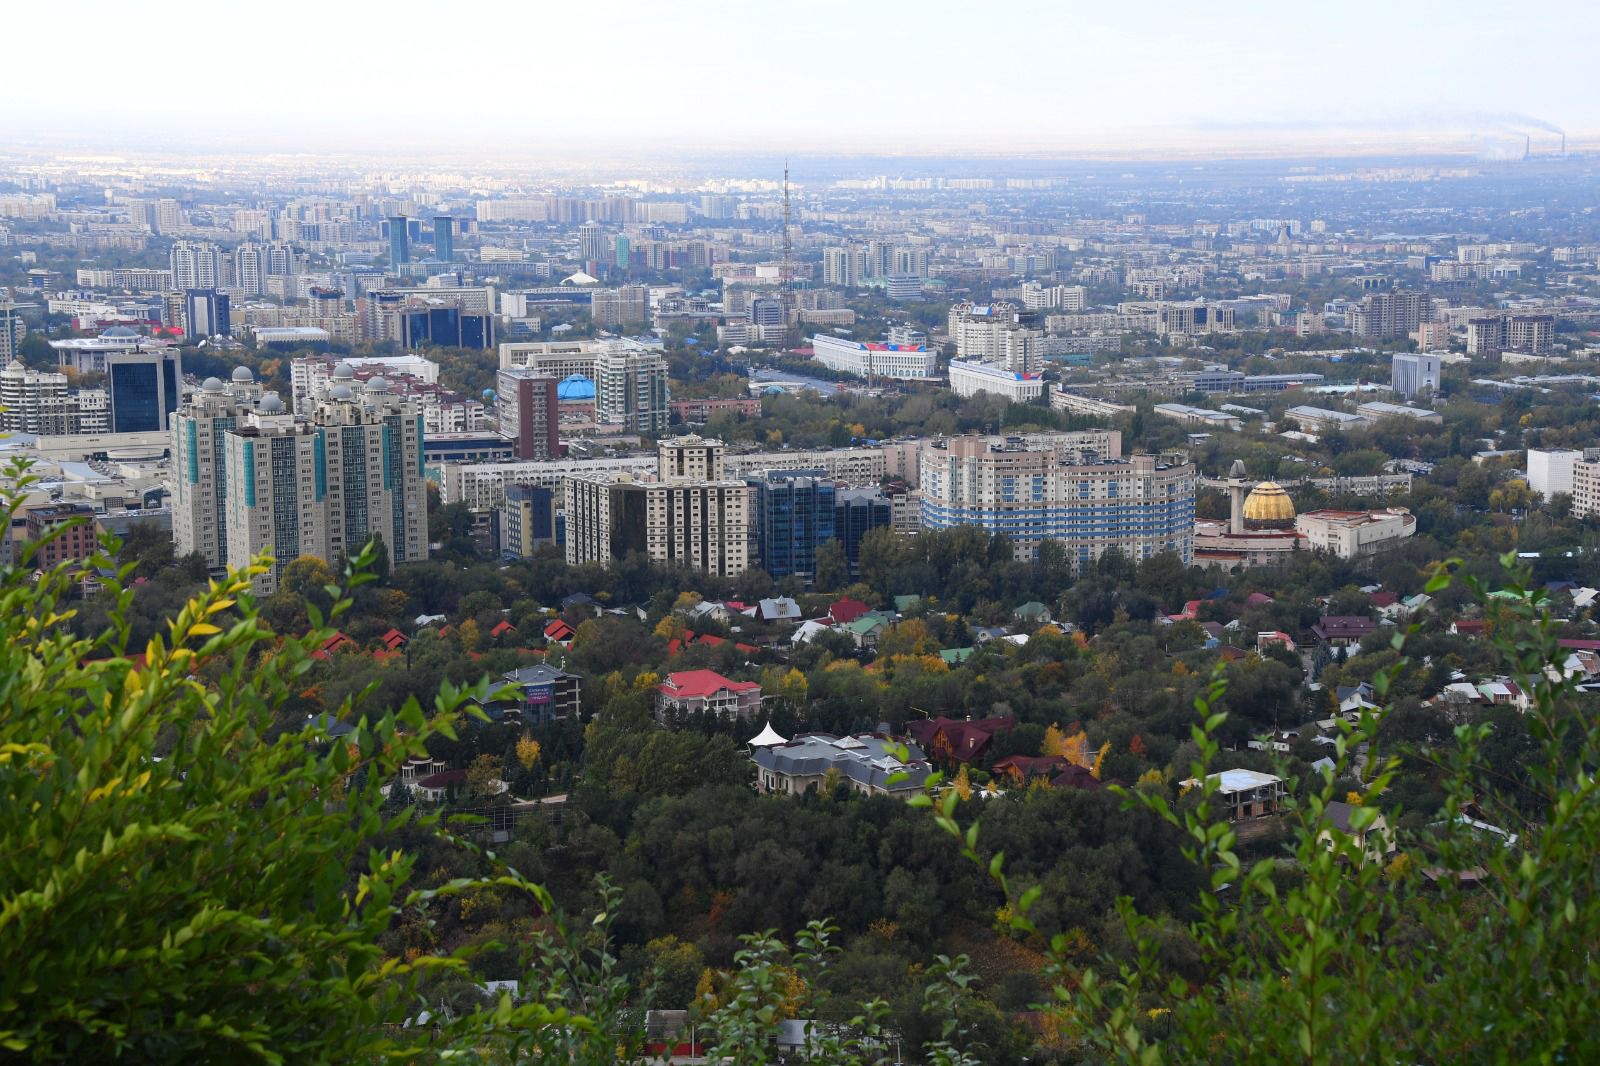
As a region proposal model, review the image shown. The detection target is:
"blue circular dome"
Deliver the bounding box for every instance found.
[557,374,595,401]
[482,388,496,400]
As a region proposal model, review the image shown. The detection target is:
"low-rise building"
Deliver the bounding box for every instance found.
[1189,769,1286,821]
[948,360,1046,402]
[1296,508,1416,558]
[810,333,936,380]
[751,733,930,797]
[1354,400,1442,424]
[656,669,763,721]
[1154,403,1244,431]
[1284,405,1370,433]
[494,664,583,723]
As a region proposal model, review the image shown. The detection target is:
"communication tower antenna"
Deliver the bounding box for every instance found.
[780,159,799,343]
[781,160,795,293]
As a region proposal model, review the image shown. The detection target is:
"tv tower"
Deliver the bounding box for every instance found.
[780,159,798,338]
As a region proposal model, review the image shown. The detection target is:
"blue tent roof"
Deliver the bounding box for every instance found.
[557,374,595,400]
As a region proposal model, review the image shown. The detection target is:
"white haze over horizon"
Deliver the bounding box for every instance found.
[2,0,1593,158]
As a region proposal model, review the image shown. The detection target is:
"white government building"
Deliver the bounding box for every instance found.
[948,360,1046,402]
[810,334,937,380]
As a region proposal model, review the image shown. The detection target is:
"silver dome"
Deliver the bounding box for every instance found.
[364,375,389,393]
[333,362,356,380]
[329,383,354,400]
[202,377,224,392]
[259,392,286,414]
[231,366,255,382]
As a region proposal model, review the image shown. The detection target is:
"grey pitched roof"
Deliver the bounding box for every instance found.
[752,733,930,792]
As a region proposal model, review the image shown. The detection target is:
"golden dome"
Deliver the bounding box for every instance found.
[1242,481,1296,528]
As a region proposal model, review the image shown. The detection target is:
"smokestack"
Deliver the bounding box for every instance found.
[1562,132,1567,155]
[1524,134,1531,160]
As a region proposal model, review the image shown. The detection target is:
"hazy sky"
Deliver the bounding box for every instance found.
[3,0,1593,154]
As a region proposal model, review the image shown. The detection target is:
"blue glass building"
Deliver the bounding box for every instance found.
[749,470,836,580]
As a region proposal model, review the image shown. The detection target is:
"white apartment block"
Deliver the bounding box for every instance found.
[810,334,936,380]
[595,343,669,433]
[499,339,605,378]
[1527,448,1582,499]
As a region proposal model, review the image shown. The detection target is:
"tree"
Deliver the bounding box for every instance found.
[0,487,563,1060]
[918,564,1600,1064]
[815,538,849,593]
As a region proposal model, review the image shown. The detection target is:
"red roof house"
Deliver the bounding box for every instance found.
[378,628,409,652]
[311,631,357,660]
[543,618,576,643]
[490,619,517,639]
[829,598,872,625]
[654,669,762,720]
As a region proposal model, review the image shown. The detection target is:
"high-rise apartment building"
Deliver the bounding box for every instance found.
[748,470,837,580]
[1504,314,1555,355]
[578,221,608,269]
[594,342,669,433]
[0,359,68,435]
[172,368,263,569]
[947,301,1041,369]
[233,242,299,296]
[919,437,1196,566]
[590,285,648,328]
[0,305,26,361]
[496,367,560,460]
[175,364,426,593]
[822,246,868,287]
[169,241,225,291]
[1572,459,1600,520]
[498,483,558,558]
[564,435,749,576]
[387,216,410,267]
[1391,352,1442,400]
[1466,313,1554,356]
[1351,291,1434,339]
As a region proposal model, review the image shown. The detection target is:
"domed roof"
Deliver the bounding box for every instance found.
[231,366,255,382]
[329,383,354,400]
[101,326,138,338]
[556,373,595,400]
[364,375,389,393]
[1243,481,1296,528]
[259,392,286,414]
[202,377,224,392]
[332,362,355,380]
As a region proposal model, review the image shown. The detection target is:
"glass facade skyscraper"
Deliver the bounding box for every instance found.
[834,488,893,577]
[433,216,453,262]
[750,470,836,580]
[387,216,410,267]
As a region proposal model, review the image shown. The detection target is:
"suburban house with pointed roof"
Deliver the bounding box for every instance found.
[907,715,1015,765]
[656,669,763,721]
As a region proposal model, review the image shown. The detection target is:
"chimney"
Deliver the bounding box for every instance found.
[1524,134,1531,161]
